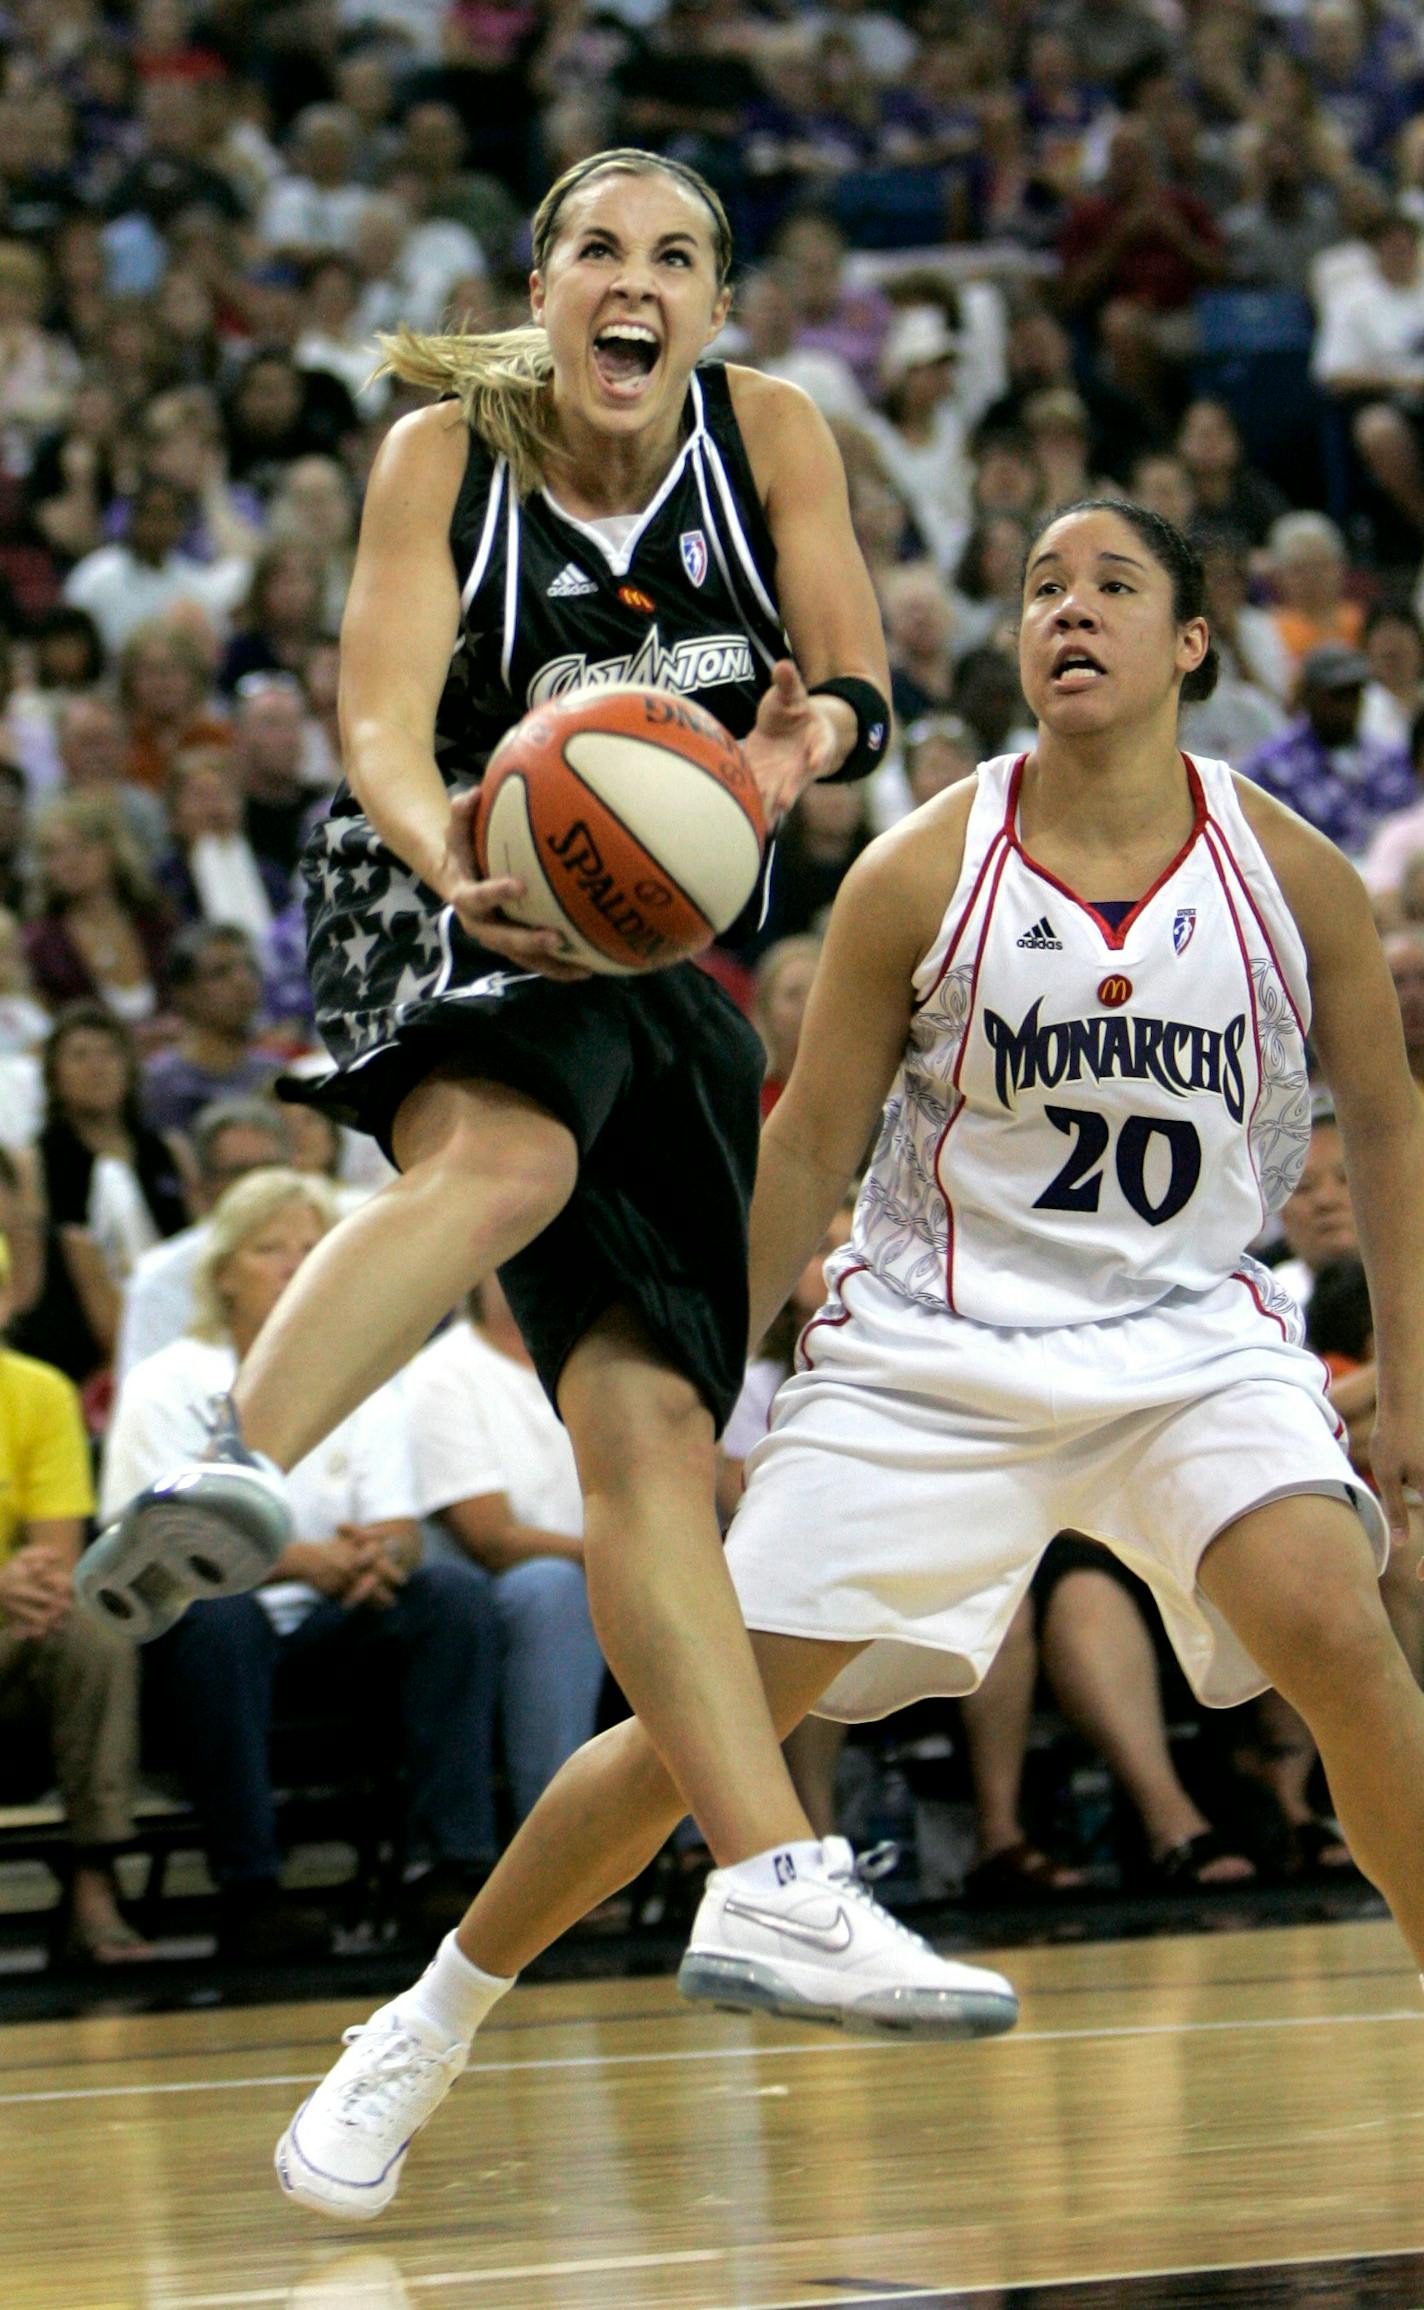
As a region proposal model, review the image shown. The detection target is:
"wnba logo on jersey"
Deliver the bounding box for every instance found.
[680,529,708,587]
[1173,907,1197,955]
[983,997,1248,1122]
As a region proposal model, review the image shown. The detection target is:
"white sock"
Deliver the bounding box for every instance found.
[717,1838,834,1894]
[397,1932,514,2046]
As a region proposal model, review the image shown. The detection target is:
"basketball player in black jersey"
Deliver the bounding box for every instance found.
[84,153,1016,2201]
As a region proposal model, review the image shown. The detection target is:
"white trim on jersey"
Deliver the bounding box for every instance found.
[537,375,709,579]
[699,419,783,636]
[500,471,521,696]
[460,457,506,614]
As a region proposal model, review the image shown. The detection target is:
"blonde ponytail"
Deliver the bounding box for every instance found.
[374,321,557,497]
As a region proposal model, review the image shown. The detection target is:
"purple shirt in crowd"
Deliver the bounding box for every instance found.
[1239,719,1417,856]
[141,1049,281,1137]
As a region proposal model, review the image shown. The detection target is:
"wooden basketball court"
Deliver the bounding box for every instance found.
[5,1919,1424,2309]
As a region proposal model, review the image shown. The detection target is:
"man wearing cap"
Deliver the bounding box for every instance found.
[1239,643,1416,856]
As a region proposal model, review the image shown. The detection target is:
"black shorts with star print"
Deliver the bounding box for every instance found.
[283,807,766,1433]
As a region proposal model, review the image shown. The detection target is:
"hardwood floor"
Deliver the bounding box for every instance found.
[4,1920,1424,2309]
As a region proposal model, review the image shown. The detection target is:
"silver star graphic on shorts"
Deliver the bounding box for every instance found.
[340,926,378,976]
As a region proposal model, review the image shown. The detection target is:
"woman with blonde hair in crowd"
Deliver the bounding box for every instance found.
[117,617,230,794]
[24,794,174,1032]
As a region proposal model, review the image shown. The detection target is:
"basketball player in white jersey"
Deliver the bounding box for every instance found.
[276,494,1424,2223]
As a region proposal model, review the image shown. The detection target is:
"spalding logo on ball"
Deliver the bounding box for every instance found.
[474,683,766,975]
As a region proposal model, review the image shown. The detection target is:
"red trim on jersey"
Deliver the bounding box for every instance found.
[937,836,1013,1311]
[1004,753,1208,951]
[1204,804,1309,1040]
[796,1259,869,1370]
[914,823,1011,1014]
[1232,1266,1291,1340]
[1204,824,1270,1235]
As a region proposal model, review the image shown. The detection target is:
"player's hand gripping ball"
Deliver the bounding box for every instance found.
[474,683,766,974]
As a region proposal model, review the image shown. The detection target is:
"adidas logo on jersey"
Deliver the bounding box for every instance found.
[548,562,597,599]
[1016,915,1063,950]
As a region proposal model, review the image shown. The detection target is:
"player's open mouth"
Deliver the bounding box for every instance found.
[1050,648,1106,689]
[592,323,661,398]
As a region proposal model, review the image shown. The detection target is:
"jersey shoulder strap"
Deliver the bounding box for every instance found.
[694,362,778,584]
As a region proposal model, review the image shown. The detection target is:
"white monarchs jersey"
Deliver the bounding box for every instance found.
[855,751,1312,1327]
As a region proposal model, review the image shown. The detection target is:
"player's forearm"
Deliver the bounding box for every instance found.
[1343,1103,1424,1407]
[343,718,455,892]
[747,1118,857,1350]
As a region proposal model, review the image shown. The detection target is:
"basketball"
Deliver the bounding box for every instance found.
[473,683,766,974]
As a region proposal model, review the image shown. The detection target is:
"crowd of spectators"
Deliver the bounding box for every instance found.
[1,0,1424,1964]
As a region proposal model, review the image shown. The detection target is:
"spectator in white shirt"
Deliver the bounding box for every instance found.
[63,479,247,658]
[406,1279,605,1828]
[1313,208,1424,543]
[258,105,374,262]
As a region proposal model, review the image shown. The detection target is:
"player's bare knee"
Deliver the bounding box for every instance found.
[572,1368,715,1503]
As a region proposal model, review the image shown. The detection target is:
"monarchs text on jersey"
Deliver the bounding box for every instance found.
[855,752,1312,1326]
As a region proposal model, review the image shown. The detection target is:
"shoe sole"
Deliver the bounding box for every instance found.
[274,2114,398,2223]
[676,1951,1019,2039]
[75,1467,292,1643]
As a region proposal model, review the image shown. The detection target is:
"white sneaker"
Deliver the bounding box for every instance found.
[76,1393,292,1644]
[275,1998,468,2222]
[677,1836,1019,2039]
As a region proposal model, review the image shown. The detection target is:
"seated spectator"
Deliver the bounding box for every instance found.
[1241,644,1415,858]
[1222,125,1346,297]
[903,712,979,809]
[258,104,373,262]
[1359,714,1424,905]
[978,299,1161,487]
[265,455,357,634]
[156,748,289,937]
[231,674,321,879]
[62,477,247,659]
[1196,531,1293,702]
[103,1169,499,1960]
[751,934,822,1119]
[0,239,81,474]
[140,923,280,1139]
[731,269,867,425]
[1177,399,1288,550]
[138,386,266,569]
[864,307,974,574]
[1272,1104,1357,1316]
[1056,119,1226,420]
[882,561,958,726]
[221,347,358,507]
[1361,604,1424,751]
[1034,1539,1255,1888]
[25,794,174,1034]
[55,695,169,865]
[406,1277,605,1833]
[969,425,1044,526]
[26,374,124,575]
[295,253,386,417]
[0,1232,152,1964]
[1022,388,1099,517]
[37,1005,190,1310]
[220,543,329,695]
[771,209,893,404]
[951,512,1030,659]
[1128,448,1197,534]
[1312,208,1424,552]
[953,642,1033,761]
[117,616,232,796]
[116,1095,293,1381]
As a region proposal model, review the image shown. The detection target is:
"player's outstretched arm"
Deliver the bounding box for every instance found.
[747,792,969,1345]
[1247,782,1424,1540]
[730,369,891,819]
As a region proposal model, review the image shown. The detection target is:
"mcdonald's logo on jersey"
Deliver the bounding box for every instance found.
[618,584,656,613]
[1098,975,1132,1008]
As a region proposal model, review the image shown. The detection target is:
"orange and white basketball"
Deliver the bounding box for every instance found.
[474,684,765,974]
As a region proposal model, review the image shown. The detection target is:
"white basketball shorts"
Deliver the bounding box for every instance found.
[725,1257,1388,1719]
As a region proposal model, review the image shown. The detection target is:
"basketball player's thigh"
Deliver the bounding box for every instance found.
[725,1377,1055,1688]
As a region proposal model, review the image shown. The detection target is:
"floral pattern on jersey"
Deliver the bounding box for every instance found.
[1245,954,1312,1216]
[1237,1251,1306,1346]
[855,960,975,1308]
